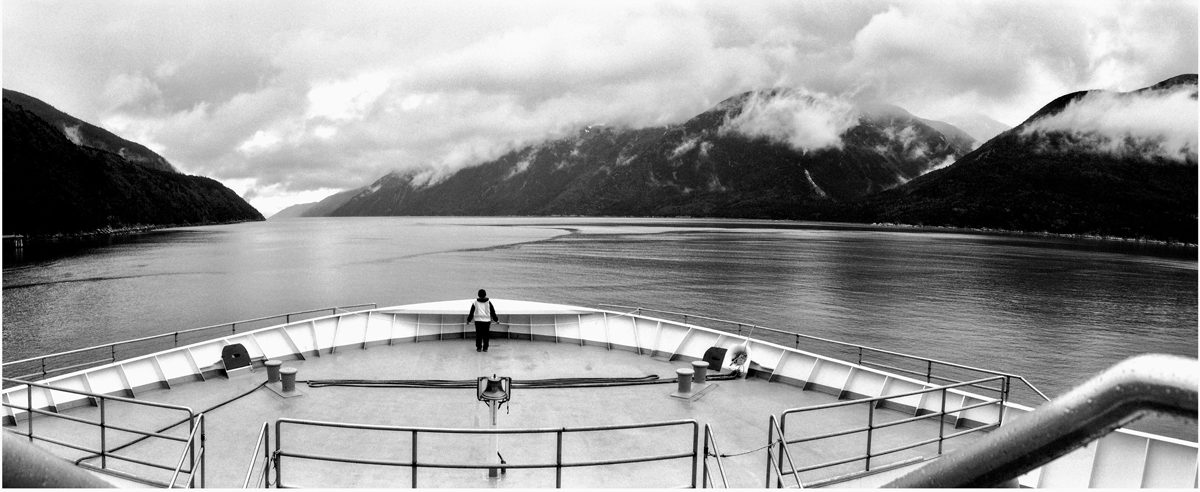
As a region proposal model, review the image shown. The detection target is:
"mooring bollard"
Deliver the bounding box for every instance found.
[676,368,694,394]
[265,360,282,383]
[691,361,708,384]
[280,367,298,393]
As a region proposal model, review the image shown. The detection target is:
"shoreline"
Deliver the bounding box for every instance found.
[3,218,264,243]
[2,219,264,267]
[865,222,1198,249]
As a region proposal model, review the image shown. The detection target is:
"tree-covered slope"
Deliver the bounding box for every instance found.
[3,90,263,235]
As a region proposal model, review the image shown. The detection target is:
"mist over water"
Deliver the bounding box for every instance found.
[3,217,1196,439]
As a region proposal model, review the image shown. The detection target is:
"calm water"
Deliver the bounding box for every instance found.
[3,217,1196,439]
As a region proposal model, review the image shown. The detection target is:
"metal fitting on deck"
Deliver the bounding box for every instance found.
[280,367,298,393]
[676,368,694,394]
[265,360,282,383]
[691,361,708,384]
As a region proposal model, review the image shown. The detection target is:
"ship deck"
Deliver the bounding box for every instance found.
[12,334,984,488]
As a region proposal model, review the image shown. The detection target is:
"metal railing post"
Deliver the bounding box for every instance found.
[232,322,237,333]
[411,430,418,488]
[556,428,564,488]
[286,314,291,324]
[865,404,875,472]
[201,415,207,488]
[998,377,1010,425]
[264,423,270,487]
[691,423,699,488]
[275,421,283,488]
[926,360,933,383]
[938,386,947,455]
[189,415,196,486]
[26,384,33,442]
[765,418,773,488]
[701,425,729,489]
[857,346,863,365]
[40,358,46,378]
[100,397,107,469]
[111,344,116,363]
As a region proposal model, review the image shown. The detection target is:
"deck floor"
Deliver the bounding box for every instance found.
[9,336,988,488]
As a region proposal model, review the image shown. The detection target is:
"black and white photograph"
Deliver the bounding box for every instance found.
[2,0,1196,488]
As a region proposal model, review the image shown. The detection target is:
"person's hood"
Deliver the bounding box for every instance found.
[477,297,490,302]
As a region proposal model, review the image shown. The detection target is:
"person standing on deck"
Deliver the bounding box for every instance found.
[467,290,500,352]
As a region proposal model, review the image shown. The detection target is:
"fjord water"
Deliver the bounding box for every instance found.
[3,217,1196,439]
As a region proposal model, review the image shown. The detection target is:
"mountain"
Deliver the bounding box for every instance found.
[2,89,176,173]
[320,88,976,220]
[3,89,264,235]
[269,203,315,219]
[859,74,1197,243]
[270,188,360,219]
[940,113,1011,146]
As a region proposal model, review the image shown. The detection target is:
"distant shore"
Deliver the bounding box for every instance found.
[2,219,264,267]
[3,218,265,242]
[868,222,1198,249]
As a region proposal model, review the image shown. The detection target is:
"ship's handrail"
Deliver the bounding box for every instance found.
[274,417,700,488]
[243,422,271,488]
[169,413,206,488]
[776,375,1006,484]
[599,304,1050,403]
[1,303,378,381]
[884,354,1199,488]
[702,424,729,488]
[1,377,202,487]
[766,414,804,488]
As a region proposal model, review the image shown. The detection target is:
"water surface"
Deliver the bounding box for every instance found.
[3,217,1195,439]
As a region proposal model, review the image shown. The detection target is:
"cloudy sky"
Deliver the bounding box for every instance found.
[4,0,1196,216]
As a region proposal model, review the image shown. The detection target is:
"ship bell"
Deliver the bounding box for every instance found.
[477,375,511,403]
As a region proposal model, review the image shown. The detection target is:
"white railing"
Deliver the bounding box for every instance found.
[2,304,377,383]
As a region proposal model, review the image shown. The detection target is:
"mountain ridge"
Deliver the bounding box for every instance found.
[3,89,264,236]
[282,76,1197,243]
[320,89,976,220]
[856,74,1197,243]
[3,89,177,174]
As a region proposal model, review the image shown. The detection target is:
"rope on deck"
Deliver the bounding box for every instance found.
[714,438,783,458]
[303,372,739,389]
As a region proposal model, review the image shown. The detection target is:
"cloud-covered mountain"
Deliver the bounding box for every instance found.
[939,113,1012,146]
[861,74,1197,243]
[316,88,975,219]
[3,89,263,235]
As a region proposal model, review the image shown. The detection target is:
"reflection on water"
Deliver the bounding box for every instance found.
[3,217,1196,439]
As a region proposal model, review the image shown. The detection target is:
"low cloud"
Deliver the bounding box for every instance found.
[1021,83,1198,162]
[62,125,83,145]
[879,124,929,160]
[719,89,859,152]
[3,0,1195,215]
